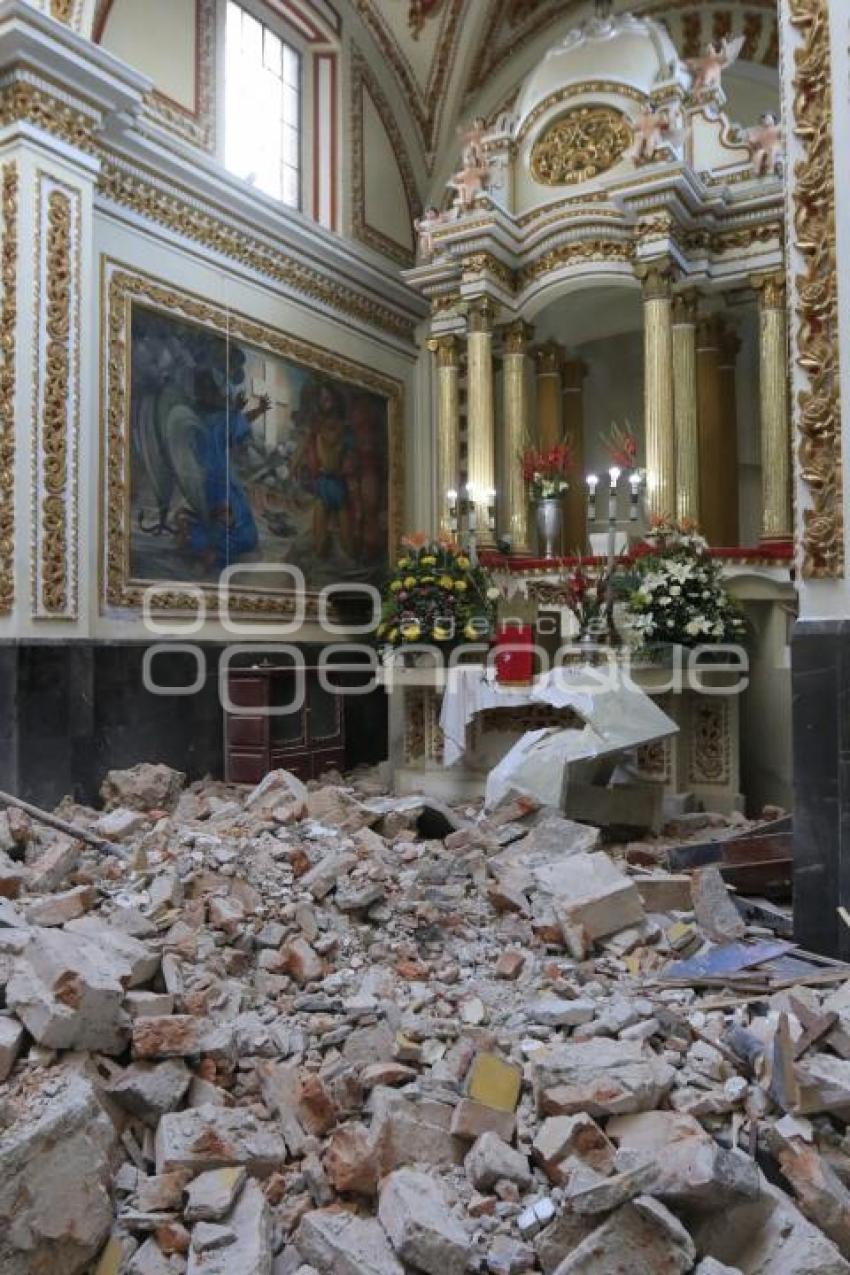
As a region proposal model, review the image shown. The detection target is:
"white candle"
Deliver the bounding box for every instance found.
[608,467,620,522]
[486,487,496,531]
[628,472,641,522]
[586,473,598,521]
[465,484,477,532]
[447,487,458,532]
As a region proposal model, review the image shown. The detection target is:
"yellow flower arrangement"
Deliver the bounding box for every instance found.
[377,534,498,651]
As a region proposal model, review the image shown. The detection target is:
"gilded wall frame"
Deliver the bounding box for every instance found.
[101,262,405,617]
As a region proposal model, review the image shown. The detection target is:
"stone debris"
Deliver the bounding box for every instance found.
[0,760,847,1274]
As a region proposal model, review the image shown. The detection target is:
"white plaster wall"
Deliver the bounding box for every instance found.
[99,0,197,112]
[362,89,414,252]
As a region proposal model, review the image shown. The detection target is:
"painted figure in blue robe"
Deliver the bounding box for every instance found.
[188,368,270,570]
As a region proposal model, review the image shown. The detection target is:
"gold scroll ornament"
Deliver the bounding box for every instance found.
[530,106,632,186]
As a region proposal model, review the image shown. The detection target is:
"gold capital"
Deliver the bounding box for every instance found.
[468,297,496,334]
[636,261,675,301]
[751,271,786,310]
[427,334,460,369]
[502,320,534,355]
[672,289,699,326]
[535,340,564,376]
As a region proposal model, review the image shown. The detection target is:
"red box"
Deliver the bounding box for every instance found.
[494,623,535,686]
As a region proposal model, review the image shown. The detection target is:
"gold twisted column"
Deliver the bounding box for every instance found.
[427,335,461,535]
[752,272,791,543]
[672,290,700,524]
[466,298,497,545]
[638,265,676,519]
[502,320,533,554]
[535,341,564,453]
[562,358,587,554]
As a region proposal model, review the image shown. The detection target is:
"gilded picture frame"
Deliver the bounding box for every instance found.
[101,261,405,616]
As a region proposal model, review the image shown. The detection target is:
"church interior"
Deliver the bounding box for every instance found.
[3,2,850,1269]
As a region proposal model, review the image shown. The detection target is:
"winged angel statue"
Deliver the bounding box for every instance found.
[686,35,745,98]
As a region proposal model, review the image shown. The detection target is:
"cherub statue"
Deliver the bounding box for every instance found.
[447,116,491,212]
[630,104,669,162]
[687,35,745,98]
[747,111,783,177]
[414,206,444,259]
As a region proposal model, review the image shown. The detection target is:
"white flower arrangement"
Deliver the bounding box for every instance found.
[625,518,747,649]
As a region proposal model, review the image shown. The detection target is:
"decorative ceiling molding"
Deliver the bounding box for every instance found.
[351,47,421,266]
[467,0,780,95]
[350,0,466,162]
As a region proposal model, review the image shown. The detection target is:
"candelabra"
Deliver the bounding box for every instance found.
[584,466,645,644]
[446,484,496,563]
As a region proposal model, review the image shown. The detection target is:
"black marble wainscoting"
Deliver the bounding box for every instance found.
[0,642,388,810]
[791,620,850,958]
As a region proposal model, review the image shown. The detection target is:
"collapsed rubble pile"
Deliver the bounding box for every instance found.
[0,762,849,1274]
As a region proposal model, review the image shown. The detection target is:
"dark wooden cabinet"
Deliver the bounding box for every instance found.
[225,666,346,785]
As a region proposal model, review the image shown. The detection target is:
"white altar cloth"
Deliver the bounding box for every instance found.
[438,665,677,769]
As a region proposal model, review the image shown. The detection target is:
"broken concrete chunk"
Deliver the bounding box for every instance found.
[691,865,745,943]
[155,1104,287,1178]
[323,1124,379,1196]
[295,1209,404,1275]
[694,1179,850,1275]
[379,1168,470,1275]
[371,1089,466,1172]
[65,916,160,987]
[450,1097,516,1143]
[95,807,149,840]
[185,1166,247,1222]
[100,762,186,812]
[133,1015,202,1060]
[532,1114,615,1181]
[545,851,645,942]
[6,927,131,1054]
[245,769,308,820]
[533,1040,675,1118]
[465,1132,532,1193]
[564,1158,658,1214]
[0,1071,118,1275]
[187,1179,271,1275]
[107,1059,192,1127]
[635,874,694,913]
[0,1014,25,1083]
[553,1195,695,1274]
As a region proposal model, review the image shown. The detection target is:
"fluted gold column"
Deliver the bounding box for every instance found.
[638,265,676,518]
[502,320,533,554]
[696,315,724,544]
[466,298,497,545]
[535,341,563,453]
[717,320,741,546]
[562,358,587,553]
[427,335,461,535]
[672,290,700,524]
[752,272,791,543]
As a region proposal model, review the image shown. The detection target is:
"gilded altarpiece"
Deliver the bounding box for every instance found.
[102,264,405,616]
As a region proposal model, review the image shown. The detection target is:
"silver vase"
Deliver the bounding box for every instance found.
[535,497,562,559]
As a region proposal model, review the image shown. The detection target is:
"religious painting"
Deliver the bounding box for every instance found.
[104,265,404,614]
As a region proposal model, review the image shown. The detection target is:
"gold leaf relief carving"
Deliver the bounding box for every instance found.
[530,106,632,186]
[0,164,17,615]
[789,0,843,577]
